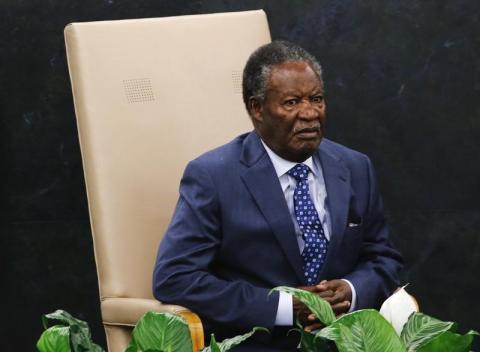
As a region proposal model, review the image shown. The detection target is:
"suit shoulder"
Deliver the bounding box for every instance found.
[321,138,370,162]
[188,132,249,169]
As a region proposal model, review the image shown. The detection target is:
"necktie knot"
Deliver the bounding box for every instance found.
[287,164,310,182]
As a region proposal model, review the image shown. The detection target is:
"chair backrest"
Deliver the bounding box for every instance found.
[65,10,271,300]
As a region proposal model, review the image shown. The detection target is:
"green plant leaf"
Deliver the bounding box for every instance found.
[318,309,406,352]
[321,323,358,350]
[201,327,268,352]
[202,334,221,352]
[126,311,192,352]
[37,325,71,352]
[41,310,104,352]
[417,329,479,352]
[42,310,89,330]
[400,312,455,351]
[297,328,333,352]
[271,286,336,326]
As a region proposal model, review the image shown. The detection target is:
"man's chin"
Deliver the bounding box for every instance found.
[287,141,321,162]
[299,137,322,152]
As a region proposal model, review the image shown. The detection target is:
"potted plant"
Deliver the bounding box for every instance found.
[37,287,478,351]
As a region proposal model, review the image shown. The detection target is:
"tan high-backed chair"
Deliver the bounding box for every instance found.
[64,10,271,352]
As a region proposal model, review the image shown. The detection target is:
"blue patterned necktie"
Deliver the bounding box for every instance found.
[287,163,329,285]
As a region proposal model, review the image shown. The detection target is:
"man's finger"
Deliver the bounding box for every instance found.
[304,322,323,332]
[297,285,323,293]
[318,289,335,298]
[331,300,351,314]
[327,290,348,305]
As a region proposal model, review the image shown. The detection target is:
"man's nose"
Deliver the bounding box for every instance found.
[297,100,318,119]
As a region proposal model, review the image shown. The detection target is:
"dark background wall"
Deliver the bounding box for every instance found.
[1,0,479,350]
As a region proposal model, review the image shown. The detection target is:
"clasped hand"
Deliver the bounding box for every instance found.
[293,279,352,332]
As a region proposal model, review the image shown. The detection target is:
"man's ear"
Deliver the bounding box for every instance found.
[248,97,263,123]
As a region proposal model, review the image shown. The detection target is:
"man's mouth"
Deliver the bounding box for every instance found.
[294,126,321,139]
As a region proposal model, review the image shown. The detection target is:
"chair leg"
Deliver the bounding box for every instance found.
[104,324,132,352]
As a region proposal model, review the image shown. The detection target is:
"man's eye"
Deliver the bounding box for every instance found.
[311,95,324,103]
[284,99,297,107]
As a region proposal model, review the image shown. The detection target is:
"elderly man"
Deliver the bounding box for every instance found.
[153,41,403,351]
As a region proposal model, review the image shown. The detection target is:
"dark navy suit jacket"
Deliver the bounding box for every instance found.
[153,131,403,351]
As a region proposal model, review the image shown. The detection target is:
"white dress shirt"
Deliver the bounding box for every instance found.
[260,141,357,326]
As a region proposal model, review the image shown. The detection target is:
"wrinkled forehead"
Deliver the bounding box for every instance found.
[266,61,324,94]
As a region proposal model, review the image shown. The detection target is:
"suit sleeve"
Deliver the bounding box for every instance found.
[152,160,280,334]
[344,155,403,309]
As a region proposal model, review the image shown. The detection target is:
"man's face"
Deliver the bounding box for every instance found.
[250,61,326,162]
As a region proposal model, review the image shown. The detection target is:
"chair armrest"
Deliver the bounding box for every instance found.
[101,297,204,351]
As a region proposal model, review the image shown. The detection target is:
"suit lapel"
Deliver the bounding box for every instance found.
[239,134,352,283]
[316,141,351,278]
[240,132,306,284]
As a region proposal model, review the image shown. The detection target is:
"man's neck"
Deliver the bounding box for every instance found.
[260,139,315,178]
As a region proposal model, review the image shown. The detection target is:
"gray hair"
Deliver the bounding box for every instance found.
[242,40,323,111]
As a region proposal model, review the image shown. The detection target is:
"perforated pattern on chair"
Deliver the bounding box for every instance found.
[231,70,242,94]
[123,78,155,103]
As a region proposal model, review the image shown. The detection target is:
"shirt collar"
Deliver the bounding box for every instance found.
[261,140,316,178]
